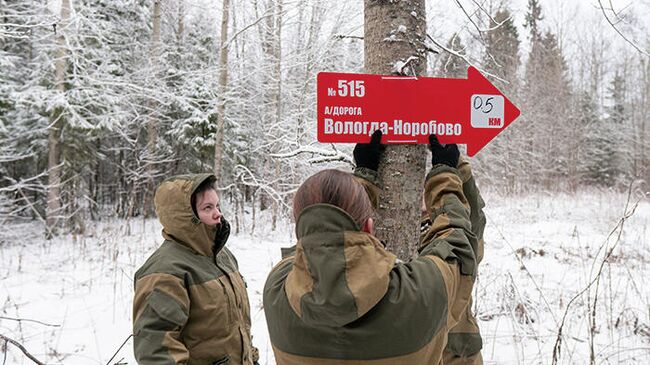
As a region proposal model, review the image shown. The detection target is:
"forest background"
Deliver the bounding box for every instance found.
[1,0,649,234]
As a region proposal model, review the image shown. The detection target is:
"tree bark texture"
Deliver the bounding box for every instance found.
[364,0,427,260]
[143,0,162,217]
[46,0,71,237]
[214,0,231,179]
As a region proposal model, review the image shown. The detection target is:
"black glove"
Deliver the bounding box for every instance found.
[353,130,386,171]
[214,217,231,251]
[428,134,459,168]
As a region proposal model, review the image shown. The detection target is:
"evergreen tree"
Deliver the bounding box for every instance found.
[581,73,631,187]
[479,7,522,193]
[484,9,520,94]
[523,0,574,189]
[606,72,632,183]
[578,91,603,185]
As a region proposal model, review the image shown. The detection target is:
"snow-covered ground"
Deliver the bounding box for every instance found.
[1,190,649,365]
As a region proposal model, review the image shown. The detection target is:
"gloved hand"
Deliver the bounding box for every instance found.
[353,130,386,171]
[214,217,231,251]
[428,134,459,168]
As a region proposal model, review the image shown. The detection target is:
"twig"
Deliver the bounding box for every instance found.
[14,186,54,239]
[0,316,60,328]
[333,34,363,40]
[222,13,275,50]
[105,334,133,365]
[596,0,649,56]
[425,34,508,84]
[0,334,45,365]
[551,184,640,365]
[453,0,485,38]
[486,212,559,325]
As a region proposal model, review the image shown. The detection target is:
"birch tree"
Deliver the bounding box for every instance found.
[214,0,230,180]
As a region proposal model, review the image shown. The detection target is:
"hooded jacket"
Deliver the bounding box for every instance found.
[263,165,477,364]
[133,174,256,365]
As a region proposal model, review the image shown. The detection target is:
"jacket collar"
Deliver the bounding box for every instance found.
[287,204,396,327]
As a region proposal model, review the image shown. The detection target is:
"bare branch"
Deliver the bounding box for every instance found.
[223,13,275,51]
[426,34,508,83]
[469,0,499,25]
[333,34,363,40]
[453,0,485,37]
[551,184,640,365]
[0,334,46,365]
[104,334,133,365]
[269,144,353,166]
[596,0,649,56]
[0,316,60,328]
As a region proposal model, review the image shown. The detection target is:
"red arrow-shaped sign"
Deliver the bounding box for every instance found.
[317,67,520,156]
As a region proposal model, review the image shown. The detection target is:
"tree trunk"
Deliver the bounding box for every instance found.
[46,0,71,238]
[364,0,427,260]
[177,0,185,44]
[270,0,283,231]
[214,0,231,180]
[149,1,161,155]
[144,0,162,217]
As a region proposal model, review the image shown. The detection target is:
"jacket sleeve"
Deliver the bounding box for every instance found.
[416,164,477,329]
[457,157,486,264]
[133,273,190,365]
[354,164,477,331]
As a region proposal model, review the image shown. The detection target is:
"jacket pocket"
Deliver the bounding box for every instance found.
[147,289,188,327]
[212,356,230,365]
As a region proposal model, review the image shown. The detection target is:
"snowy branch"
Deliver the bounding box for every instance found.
[269,144,353,166]
[425,34,508,83]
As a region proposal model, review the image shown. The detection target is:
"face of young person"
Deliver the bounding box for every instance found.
[195,189,222,226]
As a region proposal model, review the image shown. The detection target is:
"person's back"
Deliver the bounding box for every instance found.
[263,133,478,364]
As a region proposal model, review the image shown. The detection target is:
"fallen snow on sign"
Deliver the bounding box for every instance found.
[1,191,649,365]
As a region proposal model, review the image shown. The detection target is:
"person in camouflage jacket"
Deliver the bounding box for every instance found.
[133,174,258,365]
[263,132,479,364]
[441,156,486,364]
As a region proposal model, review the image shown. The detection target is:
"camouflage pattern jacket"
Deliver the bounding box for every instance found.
[133,174,256,365]
[263,165,478,364]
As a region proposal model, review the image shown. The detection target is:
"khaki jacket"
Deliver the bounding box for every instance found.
[263,165,477,364]
[133,174,256,365]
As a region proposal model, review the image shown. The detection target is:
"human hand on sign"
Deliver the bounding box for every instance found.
[428,135,459,168]
[353,130,385,172]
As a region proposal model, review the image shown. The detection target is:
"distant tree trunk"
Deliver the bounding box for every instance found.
[177,0,185,44]
[144,0,161,217]
[364,0,427,260]
[214,0,231,180]
[270,0,282,231]
[149,1,161,152]
[46,0,71,238]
